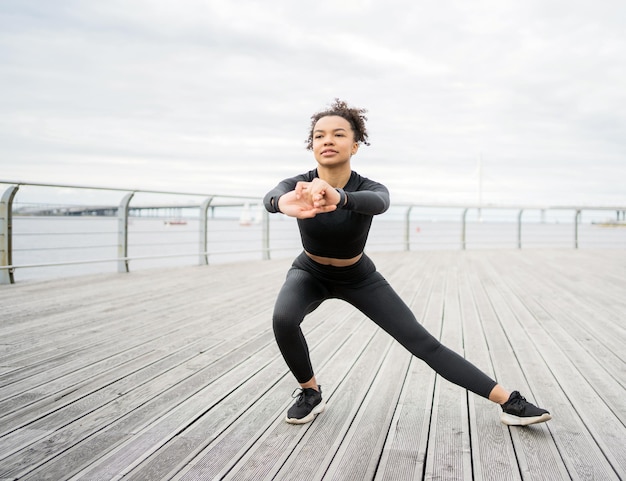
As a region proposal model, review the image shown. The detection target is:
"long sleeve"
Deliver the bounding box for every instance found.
[263,171,314,213]
[341,180,390,215]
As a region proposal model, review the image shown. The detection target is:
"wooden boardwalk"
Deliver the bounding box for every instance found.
[0,249,624,481]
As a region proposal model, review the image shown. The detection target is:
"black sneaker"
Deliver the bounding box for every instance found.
[500,391,552,426]
[285,386,325,424]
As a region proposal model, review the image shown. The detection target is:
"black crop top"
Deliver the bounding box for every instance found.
[263,169,390,259]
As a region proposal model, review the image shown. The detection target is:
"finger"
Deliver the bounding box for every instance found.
[317,204,337,213]
[295,182,310,199]
[297,208,319,219]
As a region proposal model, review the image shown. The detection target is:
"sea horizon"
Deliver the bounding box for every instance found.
[7,214,626,283]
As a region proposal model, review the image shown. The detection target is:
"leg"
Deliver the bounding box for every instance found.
[300,376,320,390]
[273,266,328,424]
[272,266,328,384]
[342,273,497,398]
[342,273,551,425]
[488,384,511,404]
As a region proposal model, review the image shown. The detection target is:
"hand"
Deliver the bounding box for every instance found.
[278,187,337,219]
[294,179,341,209]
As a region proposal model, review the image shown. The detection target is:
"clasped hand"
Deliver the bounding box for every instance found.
[278,178,340,219]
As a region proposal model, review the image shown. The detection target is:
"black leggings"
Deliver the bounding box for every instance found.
[272,252,497,399]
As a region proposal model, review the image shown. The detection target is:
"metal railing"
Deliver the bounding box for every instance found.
[2,180,625,284]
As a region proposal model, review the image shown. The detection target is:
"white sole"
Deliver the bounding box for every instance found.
[285,401,326,425]
[500,412,552,426]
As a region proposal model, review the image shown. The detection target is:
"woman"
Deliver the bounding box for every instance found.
[264,99,551,426]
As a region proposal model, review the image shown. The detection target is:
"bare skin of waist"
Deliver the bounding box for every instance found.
[305,251,363,267]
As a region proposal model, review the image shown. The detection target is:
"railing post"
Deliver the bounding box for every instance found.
[262,209,270,260]
[117,192,135,273]
[404,206,414,251]
[517,209,524,249]
[461,208,469,250]
[1,185,19,284]
[199,196,213,265]
[574,209,581,249]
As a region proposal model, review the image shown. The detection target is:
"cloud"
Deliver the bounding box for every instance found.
[1,0,625,207]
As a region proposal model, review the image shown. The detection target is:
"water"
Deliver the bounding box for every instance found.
[7,215,626,283]
[9,216,299,282]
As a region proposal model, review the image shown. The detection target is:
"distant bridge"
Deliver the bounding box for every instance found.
[14,202,259,217]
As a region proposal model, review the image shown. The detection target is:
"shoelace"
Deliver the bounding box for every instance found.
[505,393,527,412]
[291,388,306,406]
[291,388,318,407]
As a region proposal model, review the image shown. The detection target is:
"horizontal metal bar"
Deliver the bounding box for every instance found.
[0,179,260,201]
[0,247,277,271]
[395,203,626,211]
[5,179,625,211]
[13,245,117,252]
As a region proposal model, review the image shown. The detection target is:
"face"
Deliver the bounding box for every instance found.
[312,115,359,167]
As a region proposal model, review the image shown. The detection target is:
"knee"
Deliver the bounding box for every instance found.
[272,311,300,339]
[403,330,442,360]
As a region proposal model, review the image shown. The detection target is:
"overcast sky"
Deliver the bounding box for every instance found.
[1,0,625,207]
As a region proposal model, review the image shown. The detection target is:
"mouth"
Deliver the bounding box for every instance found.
[320,149,338,156]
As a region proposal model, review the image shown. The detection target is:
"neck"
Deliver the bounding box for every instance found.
[316,165,352,188]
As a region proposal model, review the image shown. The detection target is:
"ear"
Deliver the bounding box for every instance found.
[351,142,359,156]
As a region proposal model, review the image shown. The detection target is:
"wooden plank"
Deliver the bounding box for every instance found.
[0,250,624,480]
[1,264,291,479]
[495,251,625,419]
[466,253,572,481]
[481,251,624,479]
[0,290,280,431]
[375,251,451,480]
[321,343,411,481]
[424,253,473,481]
[373,252,440,481]
[268,334,396,481]
[458,257,520,481]
[62,301,360,481]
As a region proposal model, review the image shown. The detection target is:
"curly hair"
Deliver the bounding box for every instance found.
[305,98,370,150]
